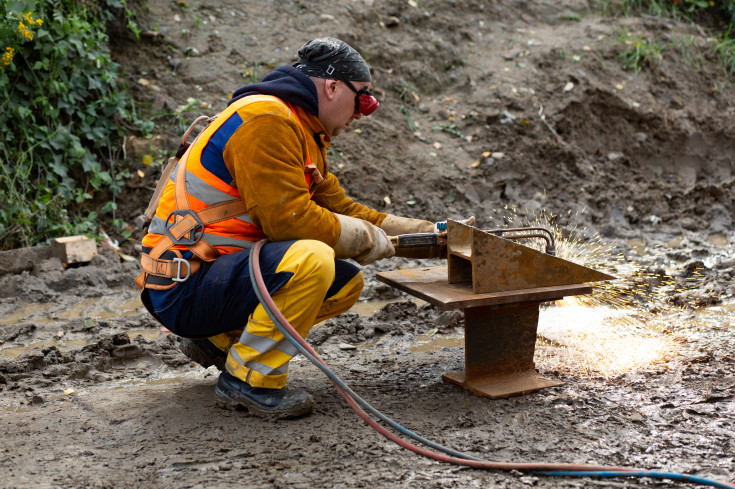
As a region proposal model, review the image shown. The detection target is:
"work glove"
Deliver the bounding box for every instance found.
[379,214,435,235]
[451,216,476,228]
[333,214,395,265]
[380,215,476,259]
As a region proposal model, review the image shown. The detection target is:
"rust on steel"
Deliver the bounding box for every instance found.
[376,220,616,399]
[447,219,614,294]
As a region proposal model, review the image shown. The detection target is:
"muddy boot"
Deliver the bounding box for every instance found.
[214,371,314,419]
[180,338,227,371]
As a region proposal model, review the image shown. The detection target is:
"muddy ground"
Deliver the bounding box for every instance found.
[2,0,735,487]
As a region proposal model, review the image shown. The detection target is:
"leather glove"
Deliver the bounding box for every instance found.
[333,214,395,265]
[379,214,435,235]
[380,215,476,259]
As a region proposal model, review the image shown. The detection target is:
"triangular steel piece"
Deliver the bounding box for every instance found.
[447,220,615,294]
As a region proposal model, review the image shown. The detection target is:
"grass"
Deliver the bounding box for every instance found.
[600,0,735,79]
[617,31,667,72]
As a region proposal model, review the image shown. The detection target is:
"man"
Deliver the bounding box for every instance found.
[136,38,439,419]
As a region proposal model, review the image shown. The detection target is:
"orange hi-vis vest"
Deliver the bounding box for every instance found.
[136,94,321,290]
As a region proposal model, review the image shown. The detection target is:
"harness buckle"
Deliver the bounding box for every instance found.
[171,257,192,282]
[164,209,205,246]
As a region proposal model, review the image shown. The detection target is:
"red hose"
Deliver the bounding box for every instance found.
[250,239,735,488]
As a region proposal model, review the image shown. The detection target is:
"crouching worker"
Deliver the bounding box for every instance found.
[135,38,438,419]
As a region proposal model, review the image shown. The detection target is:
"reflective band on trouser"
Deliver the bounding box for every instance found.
[204,254,361,361]
[226,240,338,389]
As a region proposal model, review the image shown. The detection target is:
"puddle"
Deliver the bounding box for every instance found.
[108,368,209,389]
[126,329,163,340]
[0,294,146,325]
[707,234,730,247]
[667,236,684,248]
[350,298,425,317]
[0,303,52,325]
[0,329,163,358]
[408,333,464,353]
[627,238,647,255]
[0,339,90,358]
[56,295,145,320]
[3,405,37,413]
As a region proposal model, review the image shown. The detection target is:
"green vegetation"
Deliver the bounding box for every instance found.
[431,123,464,139]
[617,31,666,72]
[1,0,733,252]
[602,0,735,77]
[0,0,150,250]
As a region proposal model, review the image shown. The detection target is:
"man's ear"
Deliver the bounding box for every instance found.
[324,79,339,101]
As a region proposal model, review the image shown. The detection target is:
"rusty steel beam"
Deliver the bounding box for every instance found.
[375,219,615,399]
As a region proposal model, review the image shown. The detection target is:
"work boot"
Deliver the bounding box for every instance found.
[180,338,227,371]
[214,371,315,419]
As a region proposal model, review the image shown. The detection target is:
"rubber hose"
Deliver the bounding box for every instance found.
[248,239,735,489]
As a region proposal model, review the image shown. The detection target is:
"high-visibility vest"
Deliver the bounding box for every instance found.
[136,95,319,290]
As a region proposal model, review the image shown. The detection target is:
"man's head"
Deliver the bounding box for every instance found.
[294,38,378,137]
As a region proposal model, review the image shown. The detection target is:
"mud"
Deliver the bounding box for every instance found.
[2,0,735,487]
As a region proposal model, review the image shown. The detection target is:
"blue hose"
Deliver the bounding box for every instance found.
[537,472,735,489]
[247,241,735,489]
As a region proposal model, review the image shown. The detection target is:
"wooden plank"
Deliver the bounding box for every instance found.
[51,236,97,265]
[376,266,592,310]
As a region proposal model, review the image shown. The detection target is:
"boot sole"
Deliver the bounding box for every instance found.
[214,385,314,419]
[180,340,226,371]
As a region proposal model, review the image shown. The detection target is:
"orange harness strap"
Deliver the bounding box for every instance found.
[137,99,322,290]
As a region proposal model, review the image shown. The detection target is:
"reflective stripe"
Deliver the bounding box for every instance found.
[245,360,289,376]
[170,164,179,183]
[239,331,299,357]
[149,214,254,236]
[147,216,254,249]
[200,233,254,249]
[148,216,168,235]
[228,348,290,376]
[185,169,237,205]
[142,95,303,256]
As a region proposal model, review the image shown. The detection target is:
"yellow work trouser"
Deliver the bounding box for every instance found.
[208,240,362,389]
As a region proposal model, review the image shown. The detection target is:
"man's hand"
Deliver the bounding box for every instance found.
[380,214,476,259]
[379,214,434,235]
[455,216,476,227]
[333,214,395,265]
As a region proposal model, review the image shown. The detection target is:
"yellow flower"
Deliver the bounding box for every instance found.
[18,21,34,41]
[36,18,43,26]
[1,47,14,67]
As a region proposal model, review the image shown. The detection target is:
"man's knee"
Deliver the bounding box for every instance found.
[278,240,336,290]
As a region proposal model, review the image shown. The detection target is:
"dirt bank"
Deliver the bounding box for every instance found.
[2,0,735,487]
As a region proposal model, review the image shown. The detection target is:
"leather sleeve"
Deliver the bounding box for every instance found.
[224,108,343,245]
[311,172,387,227]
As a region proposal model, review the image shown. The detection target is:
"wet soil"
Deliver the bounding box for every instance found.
[2,0,735,487]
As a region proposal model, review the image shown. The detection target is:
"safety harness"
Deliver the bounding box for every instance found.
[135,95,323,291]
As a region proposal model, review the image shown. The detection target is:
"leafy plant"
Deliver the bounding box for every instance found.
[617,32,666,72]
[0,0,150,250]
[604,1,735,78]
[710,24,735,77]
[676,28,704,68]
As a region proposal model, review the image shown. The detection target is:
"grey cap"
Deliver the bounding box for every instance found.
[293,37,372,83]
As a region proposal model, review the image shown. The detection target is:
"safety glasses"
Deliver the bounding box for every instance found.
[343,80,379,116]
